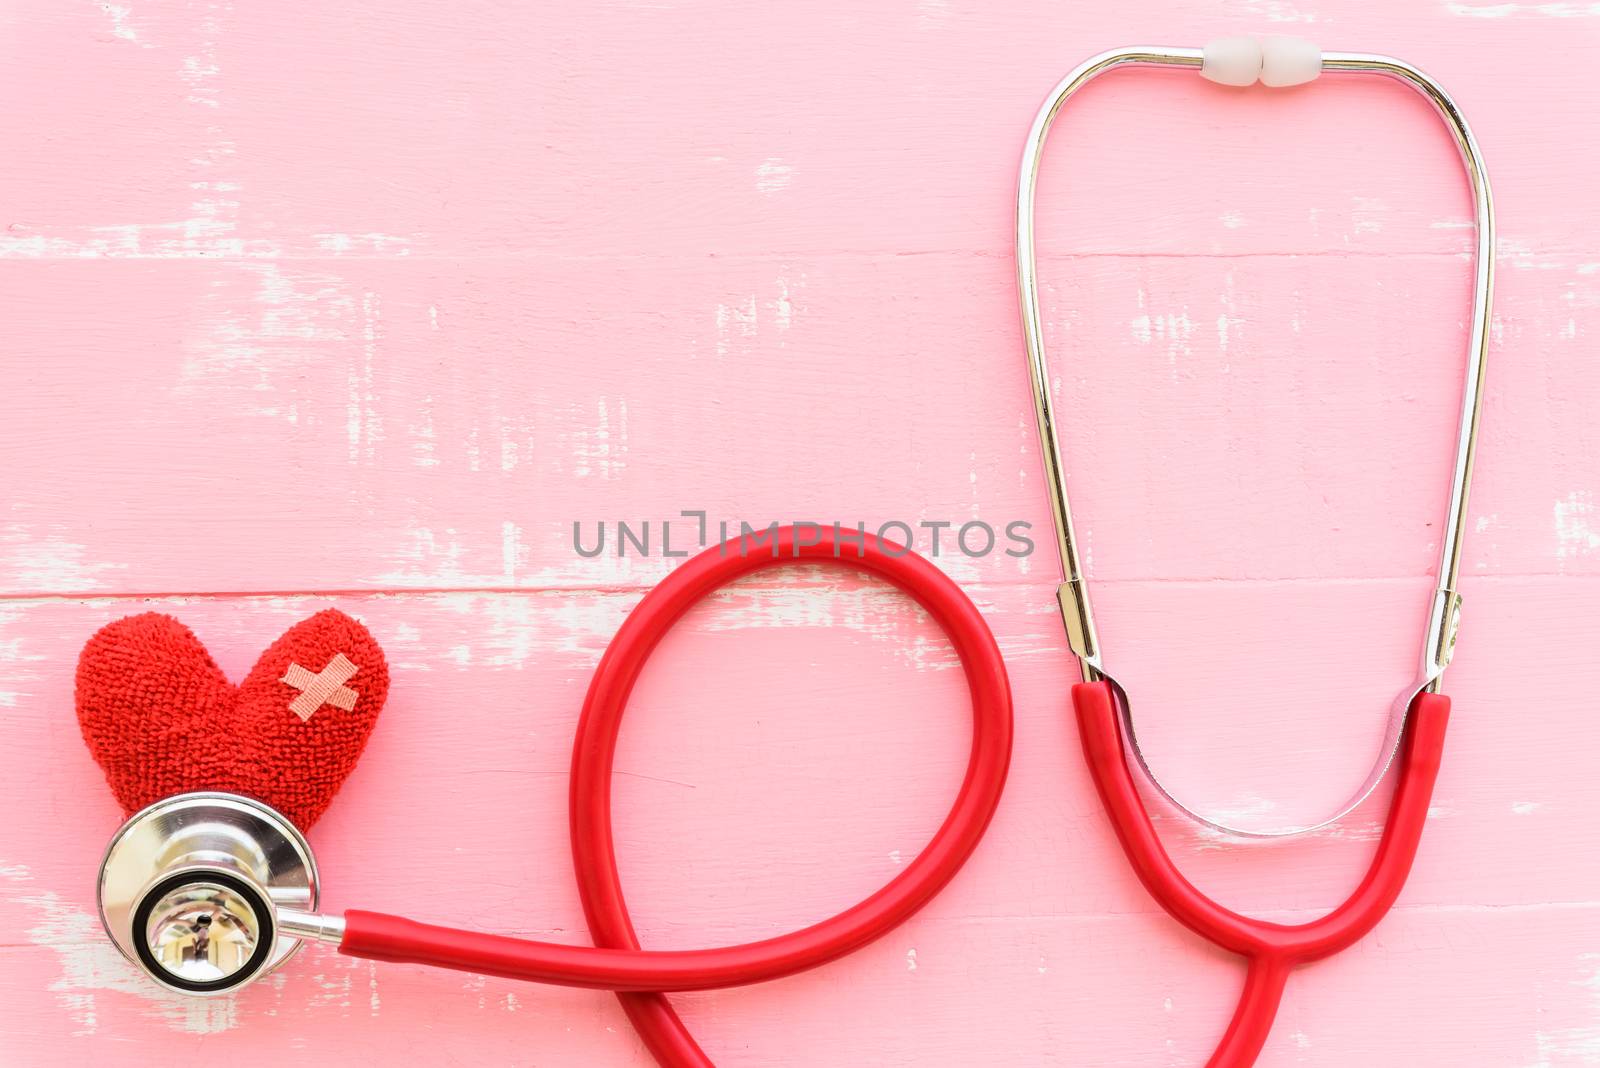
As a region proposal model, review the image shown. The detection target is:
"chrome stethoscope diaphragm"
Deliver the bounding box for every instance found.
[97,791,335,995]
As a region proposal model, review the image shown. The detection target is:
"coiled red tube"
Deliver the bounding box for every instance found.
[339,526,1014,1066]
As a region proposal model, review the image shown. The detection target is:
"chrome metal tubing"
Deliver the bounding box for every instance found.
[279,909,347,945]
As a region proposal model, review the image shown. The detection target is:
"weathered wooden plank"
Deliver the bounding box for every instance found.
[0,253,1586,596]
[0,3,1587,259]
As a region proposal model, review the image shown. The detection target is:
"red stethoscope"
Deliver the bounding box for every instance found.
[94,35,1492,1068]
[1015,38,1493,1067]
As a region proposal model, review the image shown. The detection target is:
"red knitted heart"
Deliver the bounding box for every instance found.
[75,609,388,830]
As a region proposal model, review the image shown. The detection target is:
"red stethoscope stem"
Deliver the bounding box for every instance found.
[337,526,1014,1067]
[1072,681,1450,1067]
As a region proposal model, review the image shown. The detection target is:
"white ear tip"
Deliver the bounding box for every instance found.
[1201,36,1262,87]
[1260,35,1321,87]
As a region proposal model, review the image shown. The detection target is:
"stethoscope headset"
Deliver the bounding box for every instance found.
[1016,40,1492,1066]
[92,35,1492,1068]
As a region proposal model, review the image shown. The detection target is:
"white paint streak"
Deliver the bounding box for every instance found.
[568,397,628,480]
[754,157,793,194]
[347,291,384,460]
[307,968,354,1010]
[411,395,439,468]
[715,294,759,356]
[916,0,953,28]
[694,577,963,672]
[1554,491,1600,563]
[1217,269,1241,361]
[179,2,227,109]
[179,262,357,423]
[1,9,408,264]
[1130,290,1197,367]
[2,863,239,1034]
[1238,0,1321,20]
[312,233,413,255]
[100,2,144,43]
[182,260,356,402]
[0,604,42,708]
[770,273,798,333]
[414,588,635,661]
[1448,1,1600,14]
[1533,953,1600,1061]
[501,520,524,581]
[1183,795,1278,844]
[0,179,264,260]
[374,526,485,589]
[712,277,800,356]
[1512,801,1543,815]
[1,529,126,591]
[364,568,964,671]
[1499,237,1555,272]
[1352,197,1386,235]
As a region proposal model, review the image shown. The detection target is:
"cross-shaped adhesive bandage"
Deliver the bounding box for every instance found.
[281,653,360,722]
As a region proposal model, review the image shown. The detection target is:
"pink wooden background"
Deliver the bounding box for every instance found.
[1,1,1596,1064]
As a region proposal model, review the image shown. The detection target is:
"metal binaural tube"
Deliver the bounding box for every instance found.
[1015,48,1204,685]
[1319,50,1495,691]
[278,908,347,945]
[1015,46,1494,837]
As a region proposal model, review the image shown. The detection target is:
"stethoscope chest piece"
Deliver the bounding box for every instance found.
[97,792,319,995]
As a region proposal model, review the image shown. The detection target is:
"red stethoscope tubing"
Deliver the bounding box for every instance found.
[337,526,1014,1067]
[1073,681,1450,1068]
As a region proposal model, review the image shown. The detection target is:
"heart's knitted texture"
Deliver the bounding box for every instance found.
[76,609,387,830]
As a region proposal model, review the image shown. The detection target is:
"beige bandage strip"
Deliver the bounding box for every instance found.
[281,653,360,722]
